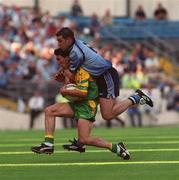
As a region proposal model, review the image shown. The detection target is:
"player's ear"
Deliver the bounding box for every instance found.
[66,37,73,46]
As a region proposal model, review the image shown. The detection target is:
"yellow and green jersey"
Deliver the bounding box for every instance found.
[75,67,98,100]
[69,67,98,122]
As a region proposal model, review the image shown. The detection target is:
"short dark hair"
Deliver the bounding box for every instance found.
[56,27,74,39]
[54,48,68,57]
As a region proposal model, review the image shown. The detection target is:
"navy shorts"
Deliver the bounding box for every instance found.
[94,67,120,98]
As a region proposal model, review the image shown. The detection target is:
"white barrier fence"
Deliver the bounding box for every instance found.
[0,89,178,130]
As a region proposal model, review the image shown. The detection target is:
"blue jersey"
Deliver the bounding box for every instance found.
[69,39,112,76]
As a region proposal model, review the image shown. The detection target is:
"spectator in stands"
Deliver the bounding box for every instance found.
[143,48,160,72]
[166,84,179,112]
[0,66,8,88]
[37,47,57,81]
[126,52,138,73]
[173,88,179,112]
[133,43,146,64]
[90,13,101,36]
[127,105,142,127]
[134,5,146,20]
[70,0,83,17]
[154,2,168,20]
[121,70,141,89]
[23,60,37,80]
[58,14,72,28]
[122,65,145,128]
[112,50,127,86]
[101,9,113,26]
[6,62,22,83]
[165,84,174,110]
[142,85,158,124]
[135,64,149,88]
[46,21,57,38]
[10,42,22,63]
[28,90,45,129]
[106,117,125,128]
[17,97,25,113]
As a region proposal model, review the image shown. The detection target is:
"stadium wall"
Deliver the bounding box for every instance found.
[0,0,127,16]
[0,0,34,7]
[0,89,178,130]
[2,0,179,19]
[39,0,127,16]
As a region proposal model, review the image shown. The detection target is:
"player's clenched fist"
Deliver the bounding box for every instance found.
[54,70,65,82]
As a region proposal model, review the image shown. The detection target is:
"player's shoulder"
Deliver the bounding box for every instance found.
[71,39,82,49]
[69,42,82,57]
[72,39,86,51]
[75,39,83,45]
[77,67,90,79]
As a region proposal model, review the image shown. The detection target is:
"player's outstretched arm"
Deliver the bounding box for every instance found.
[60,85,87,99]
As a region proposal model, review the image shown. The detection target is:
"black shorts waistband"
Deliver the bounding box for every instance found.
[92,67,116,79]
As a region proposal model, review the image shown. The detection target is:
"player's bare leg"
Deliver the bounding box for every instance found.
[31,103,74,154]
[77,119,130,160]
[44,103,74,136]
[99,98,132,120]
[77,119,111,149]
[99,89,153,121]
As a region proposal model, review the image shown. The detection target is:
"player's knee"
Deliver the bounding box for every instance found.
[45,107,52,116]
[101,113,113,121]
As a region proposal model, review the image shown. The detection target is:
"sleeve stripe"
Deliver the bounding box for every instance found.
[79,89,87,93]
[77,79,88,84]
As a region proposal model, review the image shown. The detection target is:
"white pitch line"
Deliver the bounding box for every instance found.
[1,141,179,148]
[1,161,179,167]
[1,135,179,142]
[126,141,179,144]
[0,138,68,142]
[0,143,65,147]
[1,148,179,155]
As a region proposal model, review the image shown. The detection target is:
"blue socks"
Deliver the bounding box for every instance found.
[129,94,141,105]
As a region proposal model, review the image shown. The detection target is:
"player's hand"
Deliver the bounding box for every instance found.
[55,71,65,82]
[63,69,75,83]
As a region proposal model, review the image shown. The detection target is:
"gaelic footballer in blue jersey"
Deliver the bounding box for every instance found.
[56,27,153,121]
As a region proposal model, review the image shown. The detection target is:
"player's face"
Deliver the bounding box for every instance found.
[56,55,70,69]
[57,35,71,51]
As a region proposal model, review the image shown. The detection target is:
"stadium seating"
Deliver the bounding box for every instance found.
[100,20,179,39]
[68,16,179,39]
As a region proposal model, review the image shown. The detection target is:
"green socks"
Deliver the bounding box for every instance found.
[111,143,117,153]
[44,135,54,146]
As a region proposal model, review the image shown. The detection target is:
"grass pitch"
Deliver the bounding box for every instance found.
[1,126,179,180]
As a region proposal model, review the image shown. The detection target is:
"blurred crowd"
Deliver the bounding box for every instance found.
[0,2,172,87]
[0,1,178,121]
